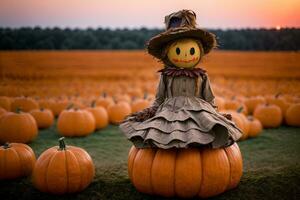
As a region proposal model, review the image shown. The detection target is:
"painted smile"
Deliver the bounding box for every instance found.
[172,57,199,63]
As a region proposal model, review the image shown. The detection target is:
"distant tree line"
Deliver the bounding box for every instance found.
[0,27,299,51]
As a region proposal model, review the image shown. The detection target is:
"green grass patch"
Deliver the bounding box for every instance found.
[0,123,299,200]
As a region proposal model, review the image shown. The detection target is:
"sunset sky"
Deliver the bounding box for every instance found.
[0,0,299,29]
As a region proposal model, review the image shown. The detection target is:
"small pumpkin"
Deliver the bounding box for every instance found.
[128,143,242,198]
[32,137,95,194]
[131,94,151,113]
[0,96,11,111]
[215,96,226,110]
[86,101,109,130]
[0,142,36,180]
[0,109,38,143]
[29,108,54,129]
[285,103,300,127]
[57,107,96,137]
[247,116,262,138]
[0,107,7,118]
[107,101,131,124]
[95,93,114,110]
[266,94,289,116]
[244,96,266,114]
[253,103,282,128]
[223,107,249,140]
[49,99,69,117]
[11,96,39,112]
[225,97,248,115]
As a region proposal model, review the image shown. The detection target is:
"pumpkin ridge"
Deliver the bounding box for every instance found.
[173,149,179,197]
[45,151,58,193]
[197,149,204,195]
[11,146,23,176]
[64,150,70,193]
[149,148,158,194]
[71,149,83,191]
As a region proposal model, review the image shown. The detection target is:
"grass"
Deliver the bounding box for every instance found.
[0,123,299,200]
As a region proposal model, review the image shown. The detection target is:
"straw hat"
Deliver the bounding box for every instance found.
[147,10,217,59]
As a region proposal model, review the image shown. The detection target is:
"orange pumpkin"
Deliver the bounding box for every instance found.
[107,101,131,124]
[225,97,248,115]
[95,93,115,110]
[215,96,226,110]
[30,108,54,129]
[0,107,7,118]
[244,96,266,114]
[32,137,95,194]
[57,108,96,137]
[131,95,150,113]
[253,104,282,128]
[0,142,36,180]
[49,99,69,117]
[247,116,262,138]
[0,110,38,143]
[266,94,289,116]
[285,103,300,127]
[11,96,39,112]
[128,143,242,198]
[224,108,249,140]
[86,102,109,130]
[0,96,11,111]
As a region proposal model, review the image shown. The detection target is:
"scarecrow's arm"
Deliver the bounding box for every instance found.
[201,75,218,109]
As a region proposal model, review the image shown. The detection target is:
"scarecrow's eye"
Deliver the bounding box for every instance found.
[190,47,195,55]
[176,47,180,55]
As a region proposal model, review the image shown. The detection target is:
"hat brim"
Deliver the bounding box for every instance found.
[147,27,217,60]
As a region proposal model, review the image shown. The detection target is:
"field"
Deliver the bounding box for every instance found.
[0,50,300,199]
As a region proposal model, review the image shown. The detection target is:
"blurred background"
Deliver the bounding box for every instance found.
[0,1,299,200]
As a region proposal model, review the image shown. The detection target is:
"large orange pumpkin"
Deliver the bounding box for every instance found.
[285,103,300,127]
[86,102,109,130]
[0,110,38,143]
[30,108,54,129]
[11,96,39,112]
[253,104,282,128]
[32,137,95,194]
[128,143,243,198]
[57,108,96,137]
[0,142,36,180]
[107,101,131,124]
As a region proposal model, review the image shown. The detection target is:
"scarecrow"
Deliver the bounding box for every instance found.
[120,10,243,198]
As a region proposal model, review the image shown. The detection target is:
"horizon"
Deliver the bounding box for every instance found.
[1,0,299,29]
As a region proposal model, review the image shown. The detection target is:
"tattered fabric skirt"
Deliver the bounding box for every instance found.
[120,96,242,149]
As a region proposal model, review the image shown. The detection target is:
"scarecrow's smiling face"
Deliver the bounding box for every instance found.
[167,38,201,68]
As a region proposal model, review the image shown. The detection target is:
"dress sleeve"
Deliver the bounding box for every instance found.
[152,75,166,107]
[201,74,217,109]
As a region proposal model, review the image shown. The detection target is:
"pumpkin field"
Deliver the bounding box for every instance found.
[0,50,300,200]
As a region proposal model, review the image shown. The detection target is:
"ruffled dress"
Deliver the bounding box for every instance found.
[120,67,242,149]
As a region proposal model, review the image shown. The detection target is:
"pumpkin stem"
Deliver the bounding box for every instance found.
[58,137,66,150]
[131,96,136,102]
[275,93,281,98]
[102,92,107,98]
[3,142,11,149]
[91,100,96,107]
[66,103,73,110]
[237,106,244,113]
[15,107,22,113]
[40,107,44,111]
[143,93,148,100]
